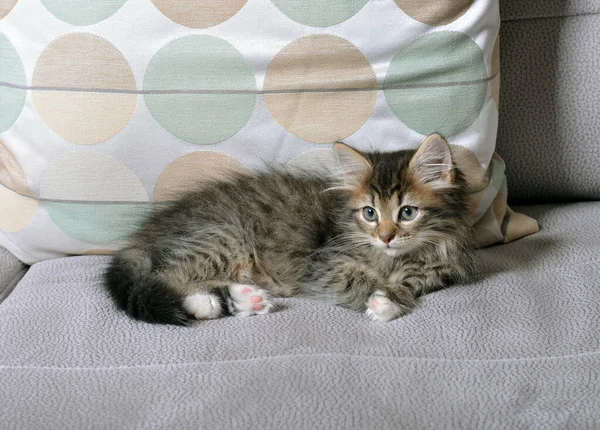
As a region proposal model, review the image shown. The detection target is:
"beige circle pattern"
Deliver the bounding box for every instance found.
[394,0,472,26]
[264,35,377,144]
[0,140,38,232]
[155,152,251,201]
[151,0,247,28]
[33,33,136,145]
[0,0,19,19]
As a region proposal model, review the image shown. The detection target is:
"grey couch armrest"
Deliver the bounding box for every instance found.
[0,247,27,303]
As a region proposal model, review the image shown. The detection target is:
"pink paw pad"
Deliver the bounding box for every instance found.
[228,284,273,317]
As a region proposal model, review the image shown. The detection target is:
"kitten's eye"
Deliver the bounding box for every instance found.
[362,207,379,222]
[400,206,418,221]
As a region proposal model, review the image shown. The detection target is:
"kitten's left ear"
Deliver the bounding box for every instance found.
[333,142,372,183]
[409,134,455,183]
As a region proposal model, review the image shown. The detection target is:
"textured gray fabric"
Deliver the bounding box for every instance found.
[501,0,600,21]
[0,246,27,303]
[1,202,599,429]
[497,13,600,203]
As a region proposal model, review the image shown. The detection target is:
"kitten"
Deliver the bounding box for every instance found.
[104,134,475,324]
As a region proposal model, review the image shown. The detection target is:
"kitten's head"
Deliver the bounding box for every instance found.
[334,134,470,258]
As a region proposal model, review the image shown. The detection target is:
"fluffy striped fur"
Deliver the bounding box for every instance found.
[105,134,475,324]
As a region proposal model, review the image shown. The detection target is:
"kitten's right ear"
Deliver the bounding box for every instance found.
[409,133,455,183]
[333,142,372,184]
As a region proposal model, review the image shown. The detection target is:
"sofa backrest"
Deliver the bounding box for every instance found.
[497,0,600,203]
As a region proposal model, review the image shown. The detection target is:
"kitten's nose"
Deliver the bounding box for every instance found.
[380,235,394,245]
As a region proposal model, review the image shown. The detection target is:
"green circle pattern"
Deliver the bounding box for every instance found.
[144,35,256,145]
[384,31,488,138]
[0,34,26,132]
[44,202,150,245]
[40,0,128,25]
[271,0,368,27]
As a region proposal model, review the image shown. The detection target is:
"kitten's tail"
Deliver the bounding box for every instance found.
[104,249,189,325]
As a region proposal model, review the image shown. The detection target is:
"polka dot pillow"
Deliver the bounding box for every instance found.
[0,0,538,263]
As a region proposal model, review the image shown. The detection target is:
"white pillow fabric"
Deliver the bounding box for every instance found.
[0,0,537,263]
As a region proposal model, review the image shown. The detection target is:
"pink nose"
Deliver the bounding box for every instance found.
[380,235,394,245]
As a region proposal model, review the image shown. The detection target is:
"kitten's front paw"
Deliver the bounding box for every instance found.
[228,284,274,317]
[366,290,407,322]
[183,293,223,320]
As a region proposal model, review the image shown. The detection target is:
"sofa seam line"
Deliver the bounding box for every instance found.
[1,349,599,372]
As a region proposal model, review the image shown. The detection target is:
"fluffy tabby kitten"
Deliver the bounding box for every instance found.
[105,134,474,325]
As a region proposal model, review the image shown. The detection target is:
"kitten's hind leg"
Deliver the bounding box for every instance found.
[180,280,274,320]
[178,280,230,320]
[182,292,223,320]
[227,283,274,317]
[158,250,276,321]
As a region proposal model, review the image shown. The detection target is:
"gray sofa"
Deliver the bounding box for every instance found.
[1,1,599,428]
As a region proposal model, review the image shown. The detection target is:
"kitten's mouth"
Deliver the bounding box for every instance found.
[373,238,410,257]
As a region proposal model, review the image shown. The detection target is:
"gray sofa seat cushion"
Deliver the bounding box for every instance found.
[1,202,599,429]
[0,246,27,303]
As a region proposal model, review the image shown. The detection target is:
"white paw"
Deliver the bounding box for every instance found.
[366,290,403,322]
[227,283,274,317]
[183,293,222,320]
